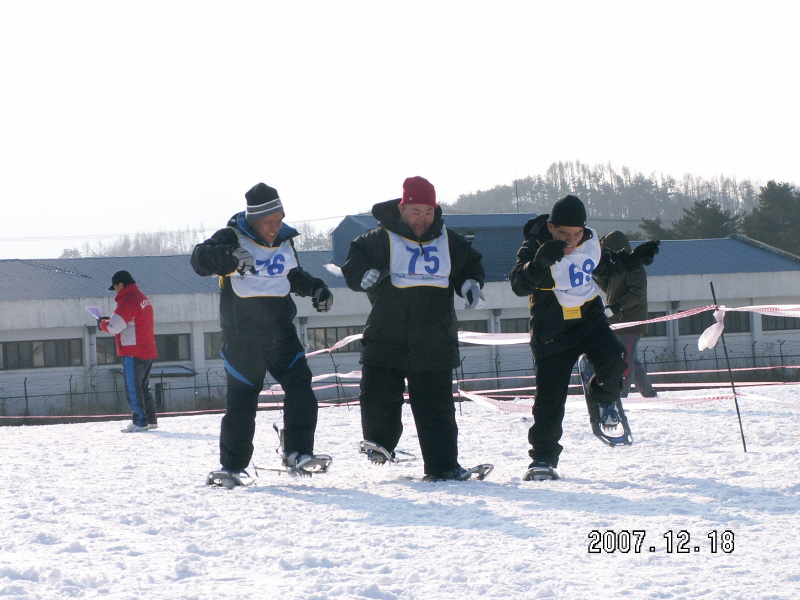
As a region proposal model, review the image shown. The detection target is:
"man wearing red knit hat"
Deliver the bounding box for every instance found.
[342,176,491,481]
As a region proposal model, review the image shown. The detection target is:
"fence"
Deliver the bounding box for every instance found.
[2,341,800,426]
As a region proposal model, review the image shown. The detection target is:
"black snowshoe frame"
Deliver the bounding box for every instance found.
[578,354,633,447]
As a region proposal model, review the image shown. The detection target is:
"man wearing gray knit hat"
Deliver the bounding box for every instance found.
[191,182,334,487]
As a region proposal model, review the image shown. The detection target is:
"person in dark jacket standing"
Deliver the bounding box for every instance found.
[191,182,334,486]
[509,195,659,480]
[342,176,487,481]
[98,270,158,433]
[595,231,657,398]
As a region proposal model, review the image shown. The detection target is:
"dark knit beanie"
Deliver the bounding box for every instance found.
[548,195,586,227]
[400,176,437,207]
[245,183,284,225]
[109,270,135,291]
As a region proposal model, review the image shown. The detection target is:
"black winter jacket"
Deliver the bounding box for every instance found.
[508,214,625,356]
[341,199,485,371]
[190,212,327,343]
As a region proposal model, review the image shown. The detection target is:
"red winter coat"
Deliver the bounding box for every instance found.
[99,283,157,360]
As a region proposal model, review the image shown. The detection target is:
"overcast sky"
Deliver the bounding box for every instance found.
[1,1,797,260]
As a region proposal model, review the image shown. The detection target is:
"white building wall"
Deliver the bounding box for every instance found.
[2,273,799,417]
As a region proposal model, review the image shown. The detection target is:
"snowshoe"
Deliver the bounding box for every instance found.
[281,452,333,477]
[422,464,493,482]
[523,460,561,481]
[265,422,332,477]
[206,468,255,489]
[578,354,633,447]
[359,440,416,464]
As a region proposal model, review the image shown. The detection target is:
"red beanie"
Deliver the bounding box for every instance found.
[401,176,437,207]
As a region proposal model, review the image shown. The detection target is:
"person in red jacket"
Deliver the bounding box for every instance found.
[98,270,158,433]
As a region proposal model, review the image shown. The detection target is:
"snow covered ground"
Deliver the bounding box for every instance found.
[2,384,800,600]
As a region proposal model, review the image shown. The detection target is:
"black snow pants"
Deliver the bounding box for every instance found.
[359,365,459,476]
[529,322,626,467]
[219,334,318,471]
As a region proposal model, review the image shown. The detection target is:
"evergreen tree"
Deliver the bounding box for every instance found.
[639,218,675,240]
[670,199,740,239]
[741,181,800,255]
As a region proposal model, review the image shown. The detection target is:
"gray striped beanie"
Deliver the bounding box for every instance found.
[245,183,284,225]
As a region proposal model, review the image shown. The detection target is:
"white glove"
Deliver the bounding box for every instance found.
[461,279,485,310]
[360,268,381,290]
[232,248,255,276]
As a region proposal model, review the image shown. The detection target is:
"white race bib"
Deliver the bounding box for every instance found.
[549,230,601,309]
[387,227,451,288]
[229,231,298,297]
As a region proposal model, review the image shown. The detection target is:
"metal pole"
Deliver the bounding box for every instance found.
[710,281,747,452]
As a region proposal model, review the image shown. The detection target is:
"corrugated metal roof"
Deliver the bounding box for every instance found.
[337,212,535,232]
[0,252,344,302]
[1,236,797,303]
[633,238,800,277]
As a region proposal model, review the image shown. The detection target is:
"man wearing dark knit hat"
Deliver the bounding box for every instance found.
[342,176,491,481]
[509,195,660,481]
[191,182,334,487]
[99,270,158,433]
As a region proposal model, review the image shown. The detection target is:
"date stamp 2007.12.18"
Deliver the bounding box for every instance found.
[588,530,735,554]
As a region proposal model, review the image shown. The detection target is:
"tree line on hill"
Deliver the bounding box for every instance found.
[59,161,800,258]
[440,161,799,256]
[58,222,336,258]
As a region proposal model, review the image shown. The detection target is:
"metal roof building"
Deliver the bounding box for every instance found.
[1,224,799,419]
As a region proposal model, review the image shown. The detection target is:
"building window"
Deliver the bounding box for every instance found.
[643,312,667,337]
[762,314,800,331]
[205,332,223,360]
[307,326,365,353]
[96,337,120,365]
[0,339,83,370]
[500,318,529,334]
[155,334,191,362]
[679,310,750,335]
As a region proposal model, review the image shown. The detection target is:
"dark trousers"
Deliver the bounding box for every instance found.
[529,324,626,466]
[121,356,156,427]
[616,333,656,397]
[359,365,459,475]
[219,335,318,471]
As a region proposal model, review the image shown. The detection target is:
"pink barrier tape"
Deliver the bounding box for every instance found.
[460,384,800,413]
[609,305,716,331]
[739,389,800,410]
[458,389,533,413]
[307,304,800,353]
[456,374,536,384]
[634,365,800,377]
[305,334,364,357]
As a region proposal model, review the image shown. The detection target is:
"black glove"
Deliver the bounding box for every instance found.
[631,240,660,266]
[200,244,240,275]
[312,287,333,312]
[604,303,621,317]
[532,240,567,268]
[616,240,660,271]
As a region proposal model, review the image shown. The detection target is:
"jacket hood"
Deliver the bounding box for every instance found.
[228,212,299,246]
[600,230,631,253]
[371,198,444,241]
[522,214,550,240]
